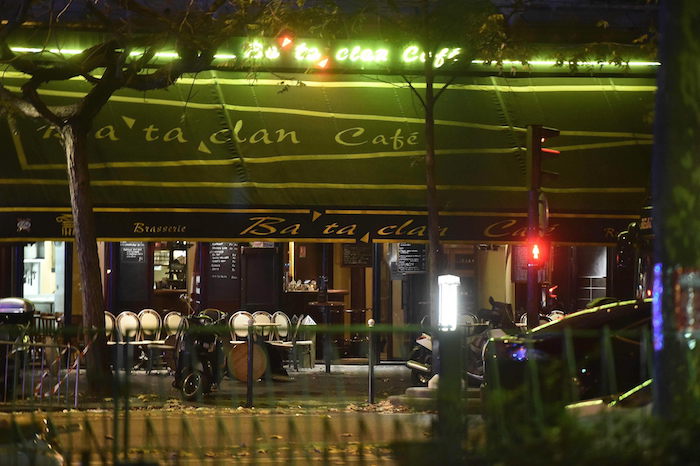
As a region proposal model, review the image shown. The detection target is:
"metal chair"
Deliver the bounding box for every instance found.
[163,311,186,337]
[104,311,116,343]
[115,311,142,343]
[138,309,165,372]
[114,311,145,370]
[287,314,314,370]
[138,309,163,343]
[271,311,291,342]
[251,311,273,340]
[229,310,253,345]
[155,311,185,374]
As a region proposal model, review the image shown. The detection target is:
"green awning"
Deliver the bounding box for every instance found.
[0,71,653,243]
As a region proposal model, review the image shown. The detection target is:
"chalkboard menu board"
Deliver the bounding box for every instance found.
[117,242,148,302]
[207,242,239,301]
[397,243,426,273]
[121,241,146,263]
[209,242,238,280]
[342,243,373,267]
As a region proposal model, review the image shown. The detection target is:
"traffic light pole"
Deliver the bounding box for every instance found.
[526,125,542,330]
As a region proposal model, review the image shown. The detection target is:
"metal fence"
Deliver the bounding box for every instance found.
[0,317,657,465]
[0,338,82,408]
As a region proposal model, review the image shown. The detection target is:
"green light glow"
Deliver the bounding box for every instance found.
[154,52,179,59]
[49,48,81,55]
[294,43,321,62]
[335,46,389,63]
[608,378,652,407]
[10,46,43,53]
[6,45,660,70]
[243,40,280,60]
[471,59,660,67]
[401,45,461,68]
[401,45,421,64]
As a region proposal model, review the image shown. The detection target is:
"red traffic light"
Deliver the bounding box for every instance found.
[527,238,548,267]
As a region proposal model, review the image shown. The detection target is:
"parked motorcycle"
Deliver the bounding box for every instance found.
[406,315,491,387]
[406,296,558,387]
[172,311,226,401]
[406,322,433,385]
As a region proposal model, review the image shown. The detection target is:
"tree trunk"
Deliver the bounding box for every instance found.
[61,122,113,395]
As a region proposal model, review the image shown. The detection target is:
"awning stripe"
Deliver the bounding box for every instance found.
[0,177,646,195]
[2,72,658,94]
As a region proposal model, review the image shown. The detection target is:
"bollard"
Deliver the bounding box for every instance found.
[323,305,331,373]
[367,319,375,404]
[436,328,464,463]
[246,318,254,408]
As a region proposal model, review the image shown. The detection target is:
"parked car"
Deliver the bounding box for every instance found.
[483,298,652,416]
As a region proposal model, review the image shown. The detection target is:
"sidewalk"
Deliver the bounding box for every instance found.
[0,362,416,411]
[122,362,415,409]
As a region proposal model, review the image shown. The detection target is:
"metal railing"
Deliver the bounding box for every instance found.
[0,338,82,408]
[0,319,658,465]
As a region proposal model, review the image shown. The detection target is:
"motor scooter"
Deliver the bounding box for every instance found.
[406,315,492,387]
[406,297,545,387]
[172,311,226,401]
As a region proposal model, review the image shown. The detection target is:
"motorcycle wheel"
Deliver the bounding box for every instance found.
[409,347,433,386]
[465,332,488,386]
[182,370,206,401]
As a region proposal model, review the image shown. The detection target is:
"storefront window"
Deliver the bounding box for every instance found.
[153,242,189,290]
[23,241,66,314]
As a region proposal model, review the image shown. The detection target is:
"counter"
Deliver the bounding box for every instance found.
[282,289,348,317]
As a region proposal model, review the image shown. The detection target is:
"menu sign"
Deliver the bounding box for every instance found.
[397,243,426,273]
[342,243,373,267]
[118,242,148,302]
[209,242,238,280]
[120,241,146,263]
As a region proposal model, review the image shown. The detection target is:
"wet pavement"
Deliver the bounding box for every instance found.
[122,362,415,409]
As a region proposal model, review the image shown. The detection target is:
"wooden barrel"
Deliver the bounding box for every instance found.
[227,343,267,382]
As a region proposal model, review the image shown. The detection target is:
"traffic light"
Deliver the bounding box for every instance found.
[527,236,549,268]
[526,125,560,191]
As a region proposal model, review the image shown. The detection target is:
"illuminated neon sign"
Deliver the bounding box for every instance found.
[294,43,322,62]
[242,40,280,60]
[8,40,659,72]
[401,45,461,68]
[335,46,389,63]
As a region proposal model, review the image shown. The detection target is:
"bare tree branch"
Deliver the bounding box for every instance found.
[434,75,455,101]
[403,75,426,109]
[20,77,65,125]
[0,84,75,122]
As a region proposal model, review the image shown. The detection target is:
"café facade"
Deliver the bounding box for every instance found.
[0,40,655,358]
